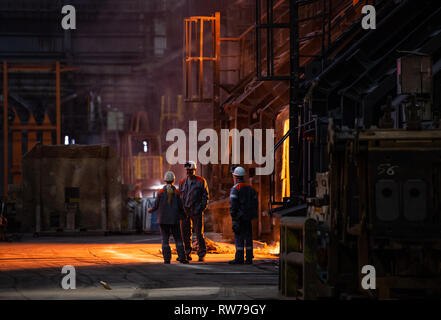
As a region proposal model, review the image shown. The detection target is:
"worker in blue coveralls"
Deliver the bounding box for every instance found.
[229,166,258,264]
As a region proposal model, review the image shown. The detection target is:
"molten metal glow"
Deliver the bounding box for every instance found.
[0,241,278,271]
[253,241,280,256]
[281,119,290,198]
[267,242,280,255]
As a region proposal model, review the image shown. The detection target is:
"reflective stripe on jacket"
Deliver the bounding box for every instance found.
[230,182,258,221]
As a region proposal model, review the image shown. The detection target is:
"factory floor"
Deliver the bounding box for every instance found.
[0,233,279,300]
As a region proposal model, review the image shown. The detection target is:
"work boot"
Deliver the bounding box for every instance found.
[162,245,172,263]
[198,256,205,262]
[177,257,189,264]
[233,250,244,264]
[245,249,253,264]
[228,259,244,265]
[186,254,192,261]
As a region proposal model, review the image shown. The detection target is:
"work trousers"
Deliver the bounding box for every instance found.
[180,213,206,258]
[233,219,253,262]
[159,223,186,262]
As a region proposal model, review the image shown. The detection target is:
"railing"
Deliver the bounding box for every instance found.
[221,0,289,85]
[220,0,375,90]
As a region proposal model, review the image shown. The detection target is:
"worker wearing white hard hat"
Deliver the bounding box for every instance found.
[232,166,246,177]
[179,161,209,262]
[229,166,258,264]
[184,161,197,170]
[164,171,175,183]
[148,171,188,264]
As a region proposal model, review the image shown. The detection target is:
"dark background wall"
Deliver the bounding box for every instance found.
[0,0,242,193]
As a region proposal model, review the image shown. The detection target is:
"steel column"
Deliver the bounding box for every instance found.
[199,19,204,99]
[256,1,261,79]
[289,0,300,199]
[3,61,8,197]
[56,61,61,145]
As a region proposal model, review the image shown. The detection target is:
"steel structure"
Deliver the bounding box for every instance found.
[275,0,441,299]
[1,62,73,197]
[187,0,379,240]
[183,12,226,197]
[255,0,385,215]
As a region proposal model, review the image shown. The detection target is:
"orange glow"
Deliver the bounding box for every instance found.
[253,241,280,256]
[0,243,163,271]
[281,119,290,198]
[171,240,279,257]
[267,242,280,255]
[0,241,278,271]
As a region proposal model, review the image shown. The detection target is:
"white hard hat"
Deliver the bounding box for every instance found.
[164,171,176,183]
[184,161,197,170]
[232,166,246,177]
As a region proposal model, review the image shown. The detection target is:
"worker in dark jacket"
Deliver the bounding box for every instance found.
[148,171,188,264]
[229,166,258,264]
[179,161,209,262]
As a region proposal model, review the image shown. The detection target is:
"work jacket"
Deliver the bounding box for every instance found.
[151,185,185,225]
[230,182,258,222]
[179,175,209,216]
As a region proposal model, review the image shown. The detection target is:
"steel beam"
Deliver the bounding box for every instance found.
[3,61,8,197]
[289,0,300,199]
[56,61,61,145]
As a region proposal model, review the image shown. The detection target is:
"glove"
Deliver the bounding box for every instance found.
[232,220,240,233]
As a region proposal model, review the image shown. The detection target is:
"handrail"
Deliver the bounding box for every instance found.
[274,119,316,151]
[220,0,373,88]
[222,0,362,42]
[221,0,289,42]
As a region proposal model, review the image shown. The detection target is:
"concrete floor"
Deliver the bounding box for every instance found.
[0,233,279,300]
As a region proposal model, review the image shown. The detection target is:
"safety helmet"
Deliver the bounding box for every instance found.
[184,161,197,170]
[232,166,246,177]
[164,171,176,183]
